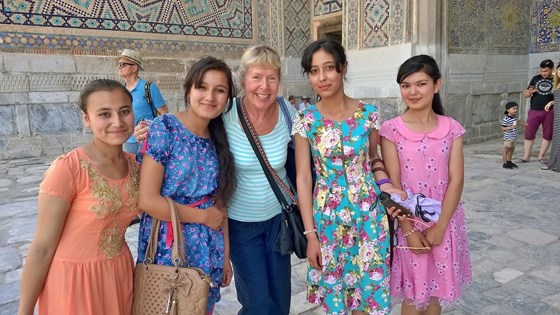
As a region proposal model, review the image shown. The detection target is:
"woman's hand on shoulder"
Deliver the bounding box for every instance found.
[134,120,149,142]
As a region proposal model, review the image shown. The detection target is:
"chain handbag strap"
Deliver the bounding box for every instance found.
[236,98,297,204]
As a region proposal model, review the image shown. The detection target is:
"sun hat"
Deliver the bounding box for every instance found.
[117,49,143,70]
[302,96,310,100]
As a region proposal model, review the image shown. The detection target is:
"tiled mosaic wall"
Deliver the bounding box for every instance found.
[530,0,560,53]
[0,0,257,56]
[284,0,312,57]
[362,0,409,48]
[314,0,343,16]
[448,0,529,54]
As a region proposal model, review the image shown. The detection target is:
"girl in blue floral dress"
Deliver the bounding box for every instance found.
[293,38,400,314]
[135,57,237,314]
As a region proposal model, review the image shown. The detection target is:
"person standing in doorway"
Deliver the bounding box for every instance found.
[519,59,554,164]
[117,49,168,154]
[298,96,312,111]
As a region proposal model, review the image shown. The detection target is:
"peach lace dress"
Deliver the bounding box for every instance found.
[37,148,139,314]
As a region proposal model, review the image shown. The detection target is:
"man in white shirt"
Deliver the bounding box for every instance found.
[298,96,312,111]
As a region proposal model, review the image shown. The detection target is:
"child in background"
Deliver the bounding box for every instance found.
[501,101,519,169]
[18,79,139,315]
[380,55,472,315]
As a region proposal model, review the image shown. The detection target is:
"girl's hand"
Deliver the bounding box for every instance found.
[404,230,431,255]
[202,205,227,230]
[380,185,407,201]
[545,101,554,111]
[422,223,446,246]
[221,258,233,287]
[134,120,149,142]
[306,235,322,270]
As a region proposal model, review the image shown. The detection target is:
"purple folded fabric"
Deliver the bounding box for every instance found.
[389,189,442,222]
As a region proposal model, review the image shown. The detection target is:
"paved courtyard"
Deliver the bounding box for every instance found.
[0,138,559,314]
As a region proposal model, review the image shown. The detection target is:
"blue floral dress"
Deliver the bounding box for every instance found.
[293,103,391,315]
[136,114,224,311]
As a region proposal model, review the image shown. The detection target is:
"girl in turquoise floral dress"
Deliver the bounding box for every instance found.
[292,38,400,315]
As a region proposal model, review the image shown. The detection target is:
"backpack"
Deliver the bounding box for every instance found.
[144,81,159,118]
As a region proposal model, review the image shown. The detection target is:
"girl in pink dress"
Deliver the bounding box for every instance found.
[18,79,138,315]
[379,55,472,315]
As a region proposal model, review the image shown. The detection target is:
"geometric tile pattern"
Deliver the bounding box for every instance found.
[0,0,252,38]
[530,0,560,53]
[448,0,528,54]
[313,0,343,16]
[448,0,486,53]
[0,31,248,56]
[284,0,311,57]
[345,0,360,50]
[389,0,408,45]
[363,0,390,47]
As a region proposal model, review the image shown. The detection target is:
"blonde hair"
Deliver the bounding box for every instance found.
[239,45,282,83]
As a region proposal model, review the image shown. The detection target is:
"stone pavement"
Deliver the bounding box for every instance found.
[0,139,559,315]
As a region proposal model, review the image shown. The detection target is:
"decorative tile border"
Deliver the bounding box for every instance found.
[314,0,343,16]
[345,0,360,50]
[0,0,253,39]
[0,31,249,56]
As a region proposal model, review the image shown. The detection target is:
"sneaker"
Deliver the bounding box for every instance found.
[507,161,518,168]
[503,163,513,169]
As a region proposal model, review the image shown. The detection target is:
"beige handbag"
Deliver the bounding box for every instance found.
[132,197,213,315]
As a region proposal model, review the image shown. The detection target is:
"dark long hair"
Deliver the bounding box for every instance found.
[79,79,131,113]
[396,54,445,115]
[183,56,236,206]
[301,38,347,75]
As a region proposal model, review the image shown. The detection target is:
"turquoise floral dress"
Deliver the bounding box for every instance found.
[292,102,391,315]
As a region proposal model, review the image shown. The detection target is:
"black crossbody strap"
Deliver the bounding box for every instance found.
[236,99,296,208]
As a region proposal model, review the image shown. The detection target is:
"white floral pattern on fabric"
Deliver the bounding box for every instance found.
[291,111,307,138]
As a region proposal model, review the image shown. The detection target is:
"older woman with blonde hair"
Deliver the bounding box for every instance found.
[223,45,296,315]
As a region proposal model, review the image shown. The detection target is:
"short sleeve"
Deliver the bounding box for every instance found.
[291,112,307,138]
[139,114,172,166]
[379,119,397,143]
[150,83,166,108]
[501,116,508,127]
[365,103,380,130]
[39,153,78,203]
[449,118,466,141]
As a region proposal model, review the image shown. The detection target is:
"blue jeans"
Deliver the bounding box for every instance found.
[123,142,140,155]
[229,214,291,315]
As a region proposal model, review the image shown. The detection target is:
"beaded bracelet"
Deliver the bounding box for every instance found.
[403,228,417,237]
[375,178,391,186]
[303,229,317,235]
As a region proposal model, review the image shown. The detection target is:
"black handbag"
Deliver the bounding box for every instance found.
[237,98,307,259]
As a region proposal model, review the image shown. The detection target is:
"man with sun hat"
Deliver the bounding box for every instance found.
[117,49,168,154]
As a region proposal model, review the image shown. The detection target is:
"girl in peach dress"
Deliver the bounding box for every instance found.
[18,79,139,315]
